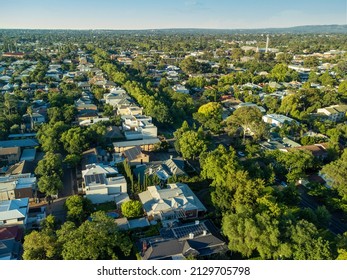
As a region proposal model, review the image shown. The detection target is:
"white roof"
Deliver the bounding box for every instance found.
[139,183,206,215]
[264,113,295,124]
[82,164,118,177]
[0,198,28,221]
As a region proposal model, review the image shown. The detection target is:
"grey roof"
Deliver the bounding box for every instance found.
[128,217,150,229]
[139,183,207,216]
[163,158,186,176]
[0,139,39,148]
[123,146,142,161]
[142,220,227,260]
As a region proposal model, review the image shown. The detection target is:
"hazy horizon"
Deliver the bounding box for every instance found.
[0,0,346,30]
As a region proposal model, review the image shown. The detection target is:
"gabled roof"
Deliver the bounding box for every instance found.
[139,183,206,215]
[141,220,227,260]
[0,226,23,241]
[0,198,29,221]
[123,146,142,161]
[284,143,329,158]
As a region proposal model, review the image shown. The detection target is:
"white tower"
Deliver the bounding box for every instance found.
[265,35,269,53]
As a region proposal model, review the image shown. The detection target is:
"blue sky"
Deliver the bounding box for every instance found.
[0,0,346,29]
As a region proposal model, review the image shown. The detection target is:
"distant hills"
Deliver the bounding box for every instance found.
[1,24,346,34]
[153,25,347,34]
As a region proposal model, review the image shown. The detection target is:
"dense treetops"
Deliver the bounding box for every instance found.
[2,29,347,260]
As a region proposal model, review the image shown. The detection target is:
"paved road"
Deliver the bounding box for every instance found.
[59,164,77,198]
[46,197,67,223]
[299,186,347,235]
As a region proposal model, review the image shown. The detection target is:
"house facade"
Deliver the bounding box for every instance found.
[0,147,21,165]
[317,105,347,122]
[262,113,297,127]
[0,198,29,228]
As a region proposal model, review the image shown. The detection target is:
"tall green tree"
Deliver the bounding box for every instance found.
[226,106,267,141]
[65,195,93,225]
[222,206,282,259]
[121,200,143,218]
[23,230,59,260]
[270,63,288,82]
[321,149,347,199]
[178,130,208,160]
[57,211,132,260]
[35,152,64,196]
[193,102,223,133]
[23,215,59,260]
[61,126,88,155]
[37,121,68,153]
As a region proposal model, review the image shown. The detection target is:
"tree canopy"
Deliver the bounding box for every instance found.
[193,102,223,133]
[121,200,143,218]
[226,106,267,141]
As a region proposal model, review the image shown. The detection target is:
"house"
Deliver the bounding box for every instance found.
[317,105,347,122]
[0,139,39,149]
[172,84,190,94]
[122,115,158,139]
[280,143,329,160]
[77,81,91,91]
[104,89,133,108]
[123,146,149,166]
[262,114,297,127]
[115,217,150,231]
[0,147,21,165]
[103,80,117,90]
[22,112,46,129]
[117,105,143,116]
[81,147,108,169]
[75,102,98,112]
[82,164,129,205]
[79,117,110,126]
[20,148,36,162]
[134,157,187,186]
[113,138,161,152]
[104,126,124,142]
[235,102,266,114]
[138,183,206,221]
[26,205,46,230]
[0,198,29,228]
[2,52,25,59]
[140,220,227,260]
[0,173,37,200]
[76,111,99,122]
[0,225,24,260]
[4,161,37,176]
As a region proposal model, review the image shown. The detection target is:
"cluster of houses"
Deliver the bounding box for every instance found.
[0,136,46,259]
[1,37,346,260]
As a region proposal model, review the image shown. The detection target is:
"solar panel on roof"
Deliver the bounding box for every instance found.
[84,174,106,185]
[172,223,208,239]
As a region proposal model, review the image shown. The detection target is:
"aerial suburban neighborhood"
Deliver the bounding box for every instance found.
[1,24,347,261]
